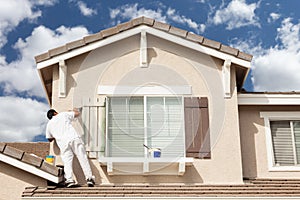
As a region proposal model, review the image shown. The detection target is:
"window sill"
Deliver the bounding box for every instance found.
[269,166,300,172]
[99,157,194,175]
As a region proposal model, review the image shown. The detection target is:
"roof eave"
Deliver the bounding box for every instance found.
[37,25,251,70]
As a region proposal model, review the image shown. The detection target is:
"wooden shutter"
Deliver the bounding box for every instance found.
[184,97,210,159]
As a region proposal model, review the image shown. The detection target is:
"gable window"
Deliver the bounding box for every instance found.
[106,96,185,158]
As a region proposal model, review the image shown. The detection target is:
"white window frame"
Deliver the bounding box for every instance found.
[101,95,193,175]
[260,112,300,171]
[105,95,186,158]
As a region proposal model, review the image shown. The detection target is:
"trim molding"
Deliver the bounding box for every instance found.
[238,93,300,105]
[98,85,192,95]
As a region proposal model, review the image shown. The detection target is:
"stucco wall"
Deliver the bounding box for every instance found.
[50,35,244,184]
[0,162,47,200]
[239,105,300,179]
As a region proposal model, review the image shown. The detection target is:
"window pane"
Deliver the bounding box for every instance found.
[108,97,144,157]
[147,97,184,157]
[293,121,300,163]
[270,121,295,166]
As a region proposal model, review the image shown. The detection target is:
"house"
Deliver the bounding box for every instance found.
[2,16,300,199]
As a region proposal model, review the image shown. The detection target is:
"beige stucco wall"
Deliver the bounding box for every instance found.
[49,34,244,184]
[239,105,300,179]
[0,162,47,200]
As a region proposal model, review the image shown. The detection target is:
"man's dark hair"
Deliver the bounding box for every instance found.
[47,109,57,120]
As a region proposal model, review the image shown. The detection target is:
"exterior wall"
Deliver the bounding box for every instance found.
[50,35,244,184]
[0,162,47,200]
[239,105,300,179]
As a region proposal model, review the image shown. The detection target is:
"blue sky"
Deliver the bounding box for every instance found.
[1,0,300,142]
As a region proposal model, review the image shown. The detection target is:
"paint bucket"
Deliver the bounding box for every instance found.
[45,155,55,164]
[149,148,161,158]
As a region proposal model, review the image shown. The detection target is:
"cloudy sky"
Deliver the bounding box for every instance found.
[1,0,300,142]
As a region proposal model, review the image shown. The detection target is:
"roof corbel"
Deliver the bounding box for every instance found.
[58,60,67,98]
[140,30,148,67]
[222,59,232,98]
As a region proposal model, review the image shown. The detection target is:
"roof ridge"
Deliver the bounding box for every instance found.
[35,16,253,63]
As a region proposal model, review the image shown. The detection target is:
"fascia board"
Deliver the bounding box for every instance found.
[0,153,61,183]
[238,93,300,105]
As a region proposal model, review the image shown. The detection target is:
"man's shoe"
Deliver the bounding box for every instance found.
[86,178,95,187]
[65,180,76,188]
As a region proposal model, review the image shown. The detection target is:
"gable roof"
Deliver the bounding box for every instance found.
[0,143,63,183]
[35,16,253,104]
[35,16,252,66]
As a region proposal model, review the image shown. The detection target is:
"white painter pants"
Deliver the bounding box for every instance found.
[61,138,93,182]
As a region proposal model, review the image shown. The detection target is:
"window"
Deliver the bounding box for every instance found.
[106,96,185,158]
[260,112,300,170]
[271,121,300,166]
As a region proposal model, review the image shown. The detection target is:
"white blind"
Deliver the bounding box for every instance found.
[107,96,184,158]
[147,97,184,157]
[293,121,300,163]
[270,121,295,166]
[107,97,144,157]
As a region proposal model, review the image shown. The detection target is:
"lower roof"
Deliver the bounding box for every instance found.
[0,143,63,183]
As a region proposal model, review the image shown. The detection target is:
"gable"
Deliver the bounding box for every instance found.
[35,17,252,104]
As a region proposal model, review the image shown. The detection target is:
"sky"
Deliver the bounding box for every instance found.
[1,0,300,142]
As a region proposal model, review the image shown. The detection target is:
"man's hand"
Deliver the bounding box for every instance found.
[73,107,81,118]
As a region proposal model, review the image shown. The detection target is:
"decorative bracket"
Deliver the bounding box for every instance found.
[58,60,67,98]
[140,30,148,67]
[222,59,232,98]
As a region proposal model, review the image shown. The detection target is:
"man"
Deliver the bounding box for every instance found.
[46,108,95,187]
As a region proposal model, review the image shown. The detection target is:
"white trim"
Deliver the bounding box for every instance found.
[99,157,193,175]
[238,93,300,105]
[222,59,231,98]
[260,112,300,171]
[98,85,192,95]
[58,60,67,98]
[37,25,251,70]
[0,153,62,183]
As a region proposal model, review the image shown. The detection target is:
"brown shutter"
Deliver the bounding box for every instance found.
[184,97,210,159]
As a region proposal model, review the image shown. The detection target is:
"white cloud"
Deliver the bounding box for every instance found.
[166,8,206,33]
[77,1,97,17]
[0,25,89,97]
[110,3,167,23]
[268,12,280,23]
[110,3,205,34]
[211,0,260,30]
[233,18,300,91]
[0,96,49,142]
[0,0,58,48]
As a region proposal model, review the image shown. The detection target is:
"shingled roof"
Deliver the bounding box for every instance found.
[35,16,253,64]
[23,179,300,199]
[0,143,63,183]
